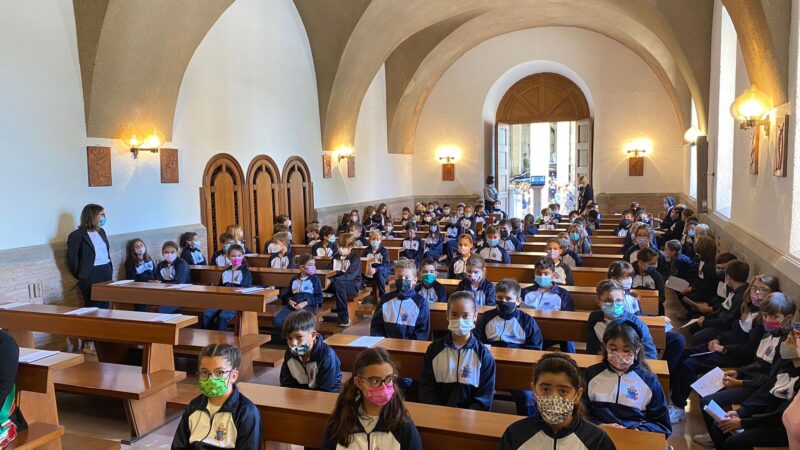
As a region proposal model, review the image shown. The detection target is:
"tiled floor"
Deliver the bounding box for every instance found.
[55,290,712,449]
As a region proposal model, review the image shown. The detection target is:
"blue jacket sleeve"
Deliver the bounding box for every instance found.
[414,299,431,340]
[524,316,544,350]
[469,347,496,411]
[279,355,301,389]
[370,301,386,337]
[561,290,575,311]
[234,402,261,450]
[312,276,324,308]
[634,317,658,360]
[638,375,671,435]
[418,343,439,405]
[314,347,342,393]
[484,281,496,306]
[335,254,362,282]
[436,283,448,302]
[500,247,510,264]
[240,266,253,288]
[585,312,603,356]
[398,419,423,450]
[175,260,191,284]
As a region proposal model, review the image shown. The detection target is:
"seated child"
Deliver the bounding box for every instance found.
[613,209,634,238]
[312,225,338,258]
[264,224,292,254]
[585,321,670,435]
[305,222,321,246]
[623,223,656,263]
[268,231,295,269]
[399,223,424,265]
[172,344,260,450]
[422,222,444,260]
[203,244,252,330]
[475,279,543,416]
[522,214,538,236]
[520,257,575,353]
[349,222,369,248]
[535,208,556,230]
[156,241,190,314]
[419,291,496,411]
[606,261,641,315]
[447,234,474,280]
[124,238,155,311]
[545,238,575,285]
[497,220,520,253]
[364,230,391,299]
[556,232,583,269]
[585,280,657,360]
[631,248,667,316]
[414,258,447,303]
[370,259,430,340]
[509,218,527,245]
[477,226,510,264]
[567,223,591,255]
[456,254,496,306]
[272,254,323,332]
[326,233,362,327]
[280,310,341,392]
[690,260,750,345]
[382,222,397,239]
[661,239,698,284]
[179,231,206,266]
[226,224,251,254]
[211,233,235,267]
[498,353,615,450]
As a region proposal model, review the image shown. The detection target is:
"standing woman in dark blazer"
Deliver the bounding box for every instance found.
[66,204,112,309]
[577,175,594,213]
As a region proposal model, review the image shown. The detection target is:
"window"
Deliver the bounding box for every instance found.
[714,5,737,218]
[689,102,698,199]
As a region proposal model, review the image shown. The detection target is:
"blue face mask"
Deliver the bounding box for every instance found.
[687,231,695,238]
[370,240,380,248]
[602,302,626,318]
[569,232,580,241]
[645,266,657,275]
[327,236,336,243]
[535,275,552,287]
[487,239,499,247]
[98,216,107,228]
[560,238,571,248]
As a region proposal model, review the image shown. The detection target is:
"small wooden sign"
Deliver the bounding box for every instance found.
[347,156,355,178]
[442,163,455,181]
[749,130,760,175]
[87,146,112,187]
[322,153,332,178]
[628,156,644,177]
[773,113,790,177]
[160,148,179,183]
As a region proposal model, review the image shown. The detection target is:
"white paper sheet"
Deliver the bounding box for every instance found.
[703,399,728,421]
[347,336,385,348]
[237,287,266,294]
[165,283,193,290]
[0,302,28,310]
[148,313,182,322]
[18,349,58,363]
[691,366,725,397]
[109,279,135,286]
[665,276,690,292]
[64,307,99,316]
[680,318,700,329]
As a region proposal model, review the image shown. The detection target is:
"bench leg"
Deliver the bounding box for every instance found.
[238,348,257,381]
[123,384,177,437]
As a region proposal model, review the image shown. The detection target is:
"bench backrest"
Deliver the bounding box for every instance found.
[92,282,276,312]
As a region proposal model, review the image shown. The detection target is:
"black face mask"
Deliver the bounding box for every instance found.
[395,279,412,292]
[717,270,726,280]
[500,230,510,239]
[497,301,516,315]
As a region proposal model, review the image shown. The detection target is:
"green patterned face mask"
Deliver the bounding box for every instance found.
[198,375,229,398]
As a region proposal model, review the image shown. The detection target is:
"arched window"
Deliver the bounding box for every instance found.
[200,154,247,254]
[713,5,737,218]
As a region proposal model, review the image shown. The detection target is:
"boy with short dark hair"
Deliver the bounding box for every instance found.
[280,310,341,392]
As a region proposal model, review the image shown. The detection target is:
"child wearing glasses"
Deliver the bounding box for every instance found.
[321,348,422,450]
[172,344,261,450]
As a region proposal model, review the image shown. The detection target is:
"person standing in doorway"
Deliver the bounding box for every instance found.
[577,175,594,213]
[484,176,506,218]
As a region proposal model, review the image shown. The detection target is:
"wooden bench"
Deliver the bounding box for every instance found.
[167,383,667,450]
[189,265,333,289]
[540,228,616,237]
[0,303,195,438]
[326,334,669,394]
[6,423,64,450]
[508,251,621,269]
[16,348,84,434]
[525,235,624,245]
[521,242,624,255]
[436,279,660,315]
[59,433,120,450]
[94,282,277,380]
[485,263,609,286]
[427,303,667,351]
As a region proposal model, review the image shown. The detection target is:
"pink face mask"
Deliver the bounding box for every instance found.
[306,265,317,275]
[229,256,244,266]
[547,250,561,260]
[469,272,482,283]
[751,292,765,306]
[364,384,394,406]
[164,253,177,263]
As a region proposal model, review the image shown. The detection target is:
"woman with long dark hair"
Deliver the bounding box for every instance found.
[66,204,112,309]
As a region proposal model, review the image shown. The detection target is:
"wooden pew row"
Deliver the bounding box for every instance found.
[509,252,621,269]
[486,263,609,287]
[427,303,667,351]
[93,282,278,379]
[540,228,616,237]
[0,303,195,437]
[520,241,624,255]
[248,247,404,266]
[326,334,669,394]
[525,235,624,245]
[436,279,660,316]
[189,265,333,289]
[167,383,667,450]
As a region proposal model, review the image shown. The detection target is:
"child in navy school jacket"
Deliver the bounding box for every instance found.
[305,222,321,246]
[363,230,391,299]
[321,348,423,450]
[520,256,575,353]
[455,254,496,306]
[689,260,749,345]
[326,233,362,327]
[370,259,430,340]
[631,247,667,316]
[584,321,671,436]
[475,279,542,416]
[509,218,527,246]
[421,222,444,260]
[477,226,510,264]
[585,280,658,360]
[272,254,323,333]
[211,233,236,267]
[267,231,295,269]
[155,241,192,310]
[399,224,424,265]
[704,333,800,450]
[382,222,398,239]
[498,353,616,450]
[447,234,474,280]
[497,220,521,253]
[280,310,341,392]
[124,238,156,312]
[695,291,796,436]
[623,224,659,264]
[179,231,207,266]
[566,224,591,256]
[543,238,575,285]
[312,226,338,258]
[613,209,635,238]
[172,344,260,450]
[419,291,496,411]
[415,259,447,303]
[349,222,369,249]
[203,244,252,330]
[661,239,698,284]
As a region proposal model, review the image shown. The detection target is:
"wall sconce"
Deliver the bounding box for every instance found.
[436,145,460,181]
[683,127,702,145]
[335,145,354,163]
[730,84,773,135]
[122,126,164,159]
[624,138,652,177]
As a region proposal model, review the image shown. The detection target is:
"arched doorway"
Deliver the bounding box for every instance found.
[246,155,282,253]
[495,72,592,217]
[200,154,247,254]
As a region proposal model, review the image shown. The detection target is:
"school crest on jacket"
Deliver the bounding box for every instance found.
[370,291,430,340]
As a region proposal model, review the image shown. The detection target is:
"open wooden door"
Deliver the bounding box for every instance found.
[281,156,315,243]
[200,154,247,254]
[496,123,511,212]
[246,155,281,253]
[574,118,593,182]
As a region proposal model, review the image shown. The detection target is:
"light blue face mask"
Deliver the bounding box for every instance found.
[98,216,108,228]
[487,239,499,247]
[370,240,381,248]
[602,302,626,318]
[535,275,552,287]
[327,236,336,243]
[570,232,580,241]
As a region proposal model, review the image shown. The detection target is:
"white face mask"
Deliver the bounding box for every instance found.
[536,395,577,425]
[164,253,177,263]
[339,247,352,256]
[448,318,474,337]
